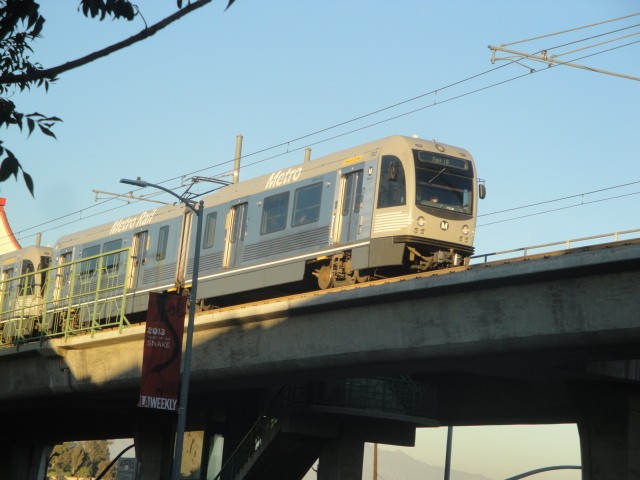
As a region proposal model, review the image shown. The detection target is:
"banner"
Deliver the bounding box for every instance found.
[138,292,188,411]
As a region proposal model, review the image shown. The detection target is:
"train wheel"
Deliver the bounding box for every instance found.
[316,264,335,290]
[353,270,371,283]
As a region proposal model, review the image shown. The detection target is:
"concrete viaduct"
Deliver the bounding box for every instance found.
[1,239,639,480]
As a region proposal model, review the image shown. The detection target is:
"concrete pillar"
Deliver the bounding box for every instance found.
[317,437,364,480]
[0,441,51,480]
[134,411,175,480]
[576,384,640,480]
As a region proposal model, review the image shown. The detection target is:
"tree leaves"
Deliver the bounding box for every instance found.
[79,0,137,21]
[0,144,36,196]
[1,0,236,195]
[0,0,45,41]
[49,440,114,479]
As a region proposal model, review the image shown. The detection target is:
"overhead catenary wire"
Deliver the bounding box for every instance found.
[479,180,640,218]
[478,190,640,227]
[490,12,640,80]
[6,13,640,245]
[543,21,640,53]
[499,12,640,48]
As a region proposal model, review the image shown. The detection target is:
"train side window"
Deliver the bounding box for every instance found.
[156,226,170,260]
[261,192,290,235]
[80,244,101,277]
[377,155,406,208]
[104,239,123,272]
[203,212,217,249]
[19,260,35,296]
[292,183,322,227]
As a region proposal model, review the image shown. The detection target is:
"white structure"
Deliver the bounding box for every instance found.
[0,198,21,255]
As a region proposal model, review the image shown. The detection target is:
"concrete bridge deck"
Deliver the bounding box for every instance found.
[1,238,639,479]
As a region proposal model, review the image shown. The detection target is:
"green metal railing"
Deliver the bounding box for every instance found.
[0,248,132,346]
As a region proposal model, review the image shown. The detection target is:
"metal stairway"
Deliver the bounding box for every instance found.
[213,377,436,480]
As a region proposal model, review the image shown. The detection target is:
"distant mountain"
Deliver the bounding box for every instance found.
[303,443,492,480]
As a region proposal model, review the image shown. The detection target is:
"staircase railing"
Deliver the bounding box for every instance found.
[212,377,435,480]
[213,384,295,480]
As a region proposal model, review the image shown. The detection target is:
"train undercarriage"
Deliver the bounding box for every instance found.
[309,244,469,291]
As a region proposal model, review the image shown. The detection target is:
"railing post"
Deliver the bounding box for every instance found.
[118,248,133,333]
[91,254,105,337]
[64,261,78,338]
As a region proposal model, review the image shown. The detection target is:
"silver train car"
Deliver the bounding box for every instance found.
[0,135,485,340]
[0,245,52,341]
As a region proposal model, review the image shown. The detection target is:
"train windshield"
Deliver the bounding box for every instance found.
[413,150,474,215]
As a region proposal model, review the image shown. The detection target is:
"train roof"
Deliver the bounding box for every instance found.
[199,135,474,206]
[53,135,473,249]
[54,202,187,250]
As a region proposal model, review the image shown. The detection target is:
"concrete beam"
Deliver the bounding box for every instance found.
[1,241,639,404]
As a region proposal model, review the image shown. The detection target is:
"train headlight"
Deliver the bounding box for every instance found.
[417,216,425,227]
[461,225,469,235]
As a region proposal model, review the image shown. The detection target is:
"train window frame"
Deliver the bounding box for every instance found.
[261,191,290,235]
[156,225,170,260]
[80,244,101,278]
[415,165,474,215]
[18,259,35,296]
[203,212,217,249]
[377,155,406,208]
[103,239,123,273]
[342,171,364,216]
[292,182,322,227]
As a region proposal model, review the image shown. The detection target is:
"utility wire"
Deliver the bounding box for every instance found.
[500,12,640,47]
[9,14,640,242]
[478,190,640,227]
[8,60,516,241]
[479,180,640,217]
[543,22,640,54]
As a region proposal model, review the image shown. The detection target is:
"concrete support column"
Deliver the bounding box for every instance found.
[317,437,364,480]
[134,411,175,480]
[0,441,51,480]
[576,384,640,480]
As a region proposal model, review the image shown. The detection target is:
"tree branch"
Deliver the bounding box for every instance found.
[0,0,213,85]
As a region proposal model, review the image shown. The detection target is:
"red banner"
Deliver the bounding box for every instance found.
[138,292,188,411]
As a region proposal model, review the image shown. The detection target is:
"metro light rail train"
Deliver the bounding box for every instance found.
[0,135,485,344]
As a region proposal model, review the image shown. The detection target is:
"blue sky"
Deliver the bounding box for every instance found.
[3,1,638,477]
[3,1,638,257]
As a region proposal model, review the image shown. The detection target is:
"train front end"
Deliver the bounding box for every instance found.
[371,136,482,270]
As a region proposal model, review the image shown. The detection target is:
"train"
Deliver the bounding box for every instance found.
[0,135,485,343]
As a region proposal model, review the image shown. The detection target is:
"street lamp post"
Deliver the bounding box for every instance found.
[120,177,204,480]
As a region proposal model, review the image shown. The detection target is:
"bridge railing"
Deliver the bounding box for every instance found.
[0,248,132,347]
[471,228,640,264]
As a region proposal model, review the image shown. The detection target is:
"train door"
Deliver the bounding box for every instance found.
[53,252,72,303]
[128,231,148,290]
[223,202,248,268]
[176,211,193,288]
[333,170,364,244]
